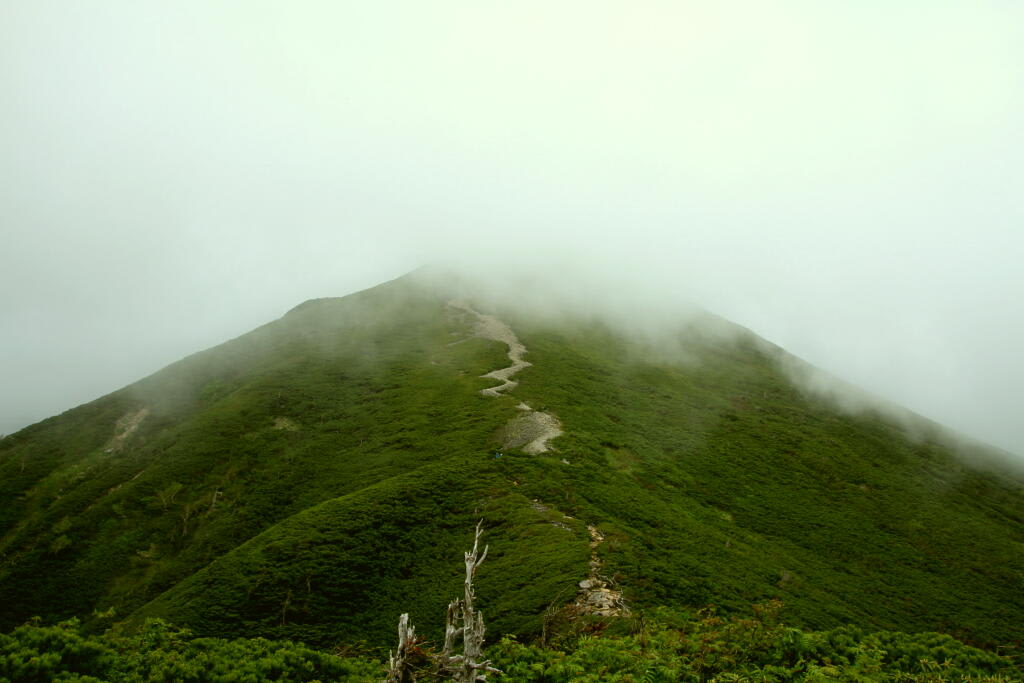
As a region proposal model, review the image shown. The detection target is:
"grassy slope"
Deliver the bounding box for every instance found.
[501,310,1024,647]
[1,275,1022,652]
[0,278,583,640]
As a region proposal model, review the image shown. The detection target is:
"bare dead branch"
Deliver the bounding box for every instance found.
[384,613,418,683]
[385,522,501,682]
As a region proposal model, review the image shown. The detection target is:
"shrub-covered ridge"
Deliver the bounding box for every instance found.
[1,272,1022,652]
[2,602,1019,682]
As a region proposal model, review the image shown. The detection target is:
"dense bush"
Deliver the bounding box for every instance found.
[489,602,1019,683]
[3,604,1017,682]
[0,618,381,682]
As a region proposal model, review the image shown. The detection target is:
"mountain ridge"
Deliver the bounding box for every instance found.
[1,272,1021,653]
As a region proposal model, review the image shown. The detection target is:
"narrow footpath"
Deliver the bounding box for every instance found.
[448,300,624,616]
[448,301,562,453]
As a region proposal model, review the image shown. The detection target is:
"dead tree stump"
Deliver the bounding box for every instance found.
[384,521,502,682]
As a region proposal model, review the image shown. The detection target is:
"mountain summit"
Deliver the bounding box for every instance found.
[1,272,1021,650]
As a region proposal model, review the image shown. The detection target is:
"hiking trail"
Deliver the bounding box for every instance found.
[574,524,628,616]
[448,301,563,453]
[449,301,624,616]
[105,407,149,453]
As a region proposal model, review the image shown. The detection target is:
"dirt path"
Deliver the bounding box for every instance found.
[501,408,564,455]
[448,301,563,453]
[466,307,531,397]
[105,407,149,453]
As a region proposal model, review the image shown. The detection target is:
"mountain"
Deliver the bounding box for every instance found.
[1,272,1021,653]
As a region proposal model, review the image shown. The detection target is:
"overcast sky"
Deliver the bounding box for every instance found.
[2,2,1022,456]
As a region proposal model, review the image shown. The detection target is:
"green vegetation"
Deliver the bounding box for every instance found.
[0,617,380,682]
[489,601,1021,682]
[498,310,1024,647]
[1,272,1022,663]
[3,603,1019,682]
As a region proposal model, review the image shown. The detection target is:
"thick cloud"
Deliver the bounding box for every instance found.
[2,2,1022,456]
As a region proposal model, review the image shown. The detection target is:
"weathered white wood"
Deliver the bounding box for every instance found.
[436,521,502,682]
[385,522,502,682]
[384,613,417,683]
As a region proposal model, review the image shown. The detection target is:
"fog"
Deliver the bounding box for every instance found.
[2,2,1022,457]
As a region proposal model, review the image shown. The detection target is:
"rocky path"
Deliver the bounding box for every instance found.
[448,301,563,453]
[574,525,628,616]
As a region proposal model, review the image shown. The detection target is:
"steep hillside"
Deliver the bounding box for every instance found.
[1,273,1021,652]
